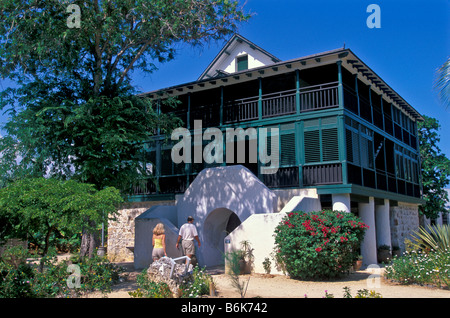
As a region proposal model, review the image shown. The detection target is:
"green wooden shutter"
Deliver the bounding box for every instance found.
[322,128,339,162]
[264,133,280,168]
[304,130,320,163]
[236,55,248,71]
[280,133,296,166]
[346,128,360,165]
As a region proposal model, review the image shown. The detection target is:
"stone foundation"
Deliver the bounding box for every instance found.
[390,203,420,252]
[107,200,175,262]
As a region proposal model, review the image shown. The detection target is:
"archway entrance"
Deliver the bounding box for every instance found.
[202,208,241,267]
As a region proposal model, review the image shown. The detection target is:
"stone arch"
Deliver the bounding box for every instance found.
[176,165,277,267]
[202,208,241,267]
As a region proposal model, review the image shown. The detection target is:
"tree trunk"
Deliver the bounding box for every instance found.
[39,226,54,272]
[42,226,54,257]
[80,220,99,259]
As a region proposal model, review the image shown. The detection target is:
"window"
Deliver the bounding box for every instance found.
[280,124,296,167]
[236,55,248,72]
[303,117,339,164]
[345,117,374,169]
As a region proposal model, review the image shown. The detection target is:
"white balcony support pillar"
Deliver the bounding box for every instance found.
[359,196,377,266]
[375,199,391,248]
[332,193,351,213]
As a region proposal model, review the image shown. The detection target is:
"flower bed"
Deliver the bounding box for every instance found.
[384,250,450,289]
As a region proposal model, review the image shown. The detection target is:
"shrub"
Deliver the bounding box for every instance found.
[262,257,271,274]
[180,266,212,298]
[274,210,368,279]
[342,287,382,298]
[409,224,450,254]
[129,270,173,298]
[130,265,213,299]
[0,246,35,298]
[0,263,35,298]
[0,247,124,298]
[384,249,450,289]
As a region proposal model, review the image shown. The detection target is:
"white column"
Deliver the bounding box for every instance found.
[359,197,377,266]
[375,199,391,248]
[332,193,351,212]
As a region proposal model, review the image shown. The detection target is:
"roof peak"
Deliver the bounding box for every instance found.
[197,33,281,81]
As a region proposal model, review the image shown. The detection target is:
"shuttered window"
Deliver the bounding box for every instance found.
[261,125,296,168]
[345,117,374,169]
[346,128,360,165]
[303,117,339,164]
[304,130,320,163]
[322,128,339,162]
[236,55,248,72]
[280,133,296,166]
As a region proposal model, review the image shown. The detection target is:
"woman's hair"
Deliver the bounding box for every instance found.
[153,223,165,235]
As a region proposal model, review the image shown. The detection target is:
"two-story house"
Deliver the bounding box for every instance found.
[109,34,424,269]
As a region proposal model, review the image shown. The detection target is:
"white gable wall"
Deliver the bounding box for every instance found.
[200,35,278,79]
[221,48,276,74]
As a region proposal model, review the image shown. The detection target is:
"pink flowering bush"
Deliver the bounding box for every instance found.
[274,210,368,279]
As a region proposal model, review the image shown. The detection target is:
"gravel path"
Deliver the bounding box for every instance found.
[209,270,450,298]
[84,262,450,298]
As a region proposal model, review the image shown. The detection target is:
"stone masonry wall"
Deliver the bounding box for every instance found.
[390,203,420,253]
[107,200,175,262]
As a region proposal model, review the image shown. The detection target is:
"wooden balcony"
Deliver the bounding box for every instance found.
[222,82,339,124]
[303,163,343,186]
[224,96,258,123]
[299,82,339,113]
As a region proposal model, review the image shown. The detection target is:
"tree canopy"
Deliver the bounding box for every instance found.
[0,0,250,190]
[0,1,250,257]
[0,0,250,94]
[0,178,123,256]
[418,115,450,220]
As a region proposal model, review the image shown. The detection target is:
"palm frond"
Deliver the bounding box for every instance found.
[410,223,450,254]
[434,57,450,110]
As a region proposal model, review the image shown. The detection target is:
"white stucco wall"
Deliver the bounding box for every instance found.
[222,49,273,74]
[177,165,277,267]
[224,191,322,275]
[134,165,278,269]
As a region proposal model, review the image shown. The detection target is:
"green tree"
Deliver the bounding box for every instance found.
[418,115,450,220]
[0,178,123,258]
[0,0,250,256]
[0,0,250,189]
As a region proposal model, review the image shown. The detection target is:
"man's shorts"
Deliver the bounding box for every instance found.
[181,240,195,255]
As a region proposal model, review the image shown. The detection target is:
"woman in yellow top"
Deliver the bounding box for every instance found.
[152,223,167,261]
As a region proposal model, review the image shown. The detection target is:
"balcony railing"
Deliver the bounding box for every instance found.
[300,82,339,112]
[223,82,339,123]
[303,163,342,186]
[262,90,296,118]
[224,96,258,123]
[165,81,340,126]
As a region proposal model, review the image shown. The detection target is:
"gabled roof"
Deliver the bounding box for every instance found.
[197,34,281,81]
[142,41,422,121]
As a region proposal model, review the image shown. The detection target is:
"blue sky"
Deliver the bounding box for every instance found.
[1,0,449,157]
[132,0,450,158]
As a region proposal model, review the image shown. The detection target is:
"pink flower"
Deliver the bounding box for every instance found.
[315,247,322,252]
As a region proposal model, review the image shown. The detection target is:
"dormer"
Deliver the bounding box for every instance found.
[198,34,281,81]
